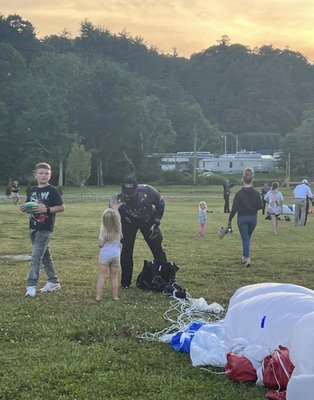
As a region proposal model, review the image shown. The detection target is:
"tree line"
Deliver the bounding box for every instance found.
[1,15,314,185]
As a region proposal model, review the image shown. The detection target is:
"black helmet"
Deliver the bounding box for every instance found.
[122,175,137,194]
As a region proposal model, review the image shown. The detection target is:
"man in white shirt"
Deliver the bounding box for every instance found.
[294,179,313,226]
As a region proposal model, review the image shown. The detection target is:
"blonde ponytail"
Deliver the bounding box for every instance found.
[242,167,254,184]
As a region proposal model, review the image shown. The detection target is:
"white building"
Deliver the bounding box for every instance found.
[200,152,275,174]
[155,151,275,174]
[160,152,214,171]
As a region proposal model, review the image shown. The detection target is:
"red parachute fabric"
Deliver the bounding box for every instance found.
[263,346,294,390]
[266,389,286,400]
[224,353,257,382]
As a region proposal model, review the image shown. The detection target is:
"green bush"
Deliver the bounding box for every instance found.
[137,159,163,182]
[203,174,227,185]
[160,170,190,184]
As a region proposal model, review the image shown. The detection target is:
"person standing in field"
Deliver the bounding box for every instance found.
[198,200,207,237]
[228,167,262,267]
[294,179,313,226]
[264,182,284,234]
[96,208,122,301]
[20,162,64,298]
[223,180,233,213]
[11,180,20,204]
[260,182,270,215]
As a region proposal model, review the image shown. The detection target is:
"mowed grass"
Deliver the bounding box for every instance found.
[0,184,313,400]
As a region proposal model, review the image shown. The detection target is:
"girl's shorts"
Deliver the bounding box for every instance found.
[269,212,280,218]
[99,255,120,267]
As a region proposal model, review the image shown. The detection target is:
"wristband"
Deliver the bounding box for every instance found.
[46,207,51,215]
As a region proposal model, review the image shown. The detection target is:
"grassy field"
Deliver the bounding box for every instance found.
[0,184,313,400]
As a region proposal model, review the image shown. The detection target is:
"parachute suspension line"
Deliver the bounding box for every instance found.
[199,367,227,375]
[137,292,225,342]
[267,350,292,392]
[275,351,292,381]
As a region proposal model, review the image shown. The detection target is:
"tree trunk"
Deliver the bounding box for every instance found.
[97,159,104,186]
[58,160,63,187]
[122,150,135,172]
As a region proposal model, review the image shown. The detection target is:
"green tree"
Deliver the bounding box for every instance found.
[41,30,74,54]
[0,14,39,61]
[281,111,314,176]
[239,132,282,151]
[66,144,91,185]
[169,102,222,152]
[136,95,176,155]
[16,52,85,184]
[70,60,173,180]
[0,43,29,182]
[75,20,165,81]
[185,40,314,135]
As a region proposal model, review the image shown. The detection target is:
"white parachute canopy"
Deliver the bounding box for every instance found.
[190,283,314,373]
[282,204,295,215]
[228,282,314,309]
[286,311,314,399]
[140,281,314,398]
[224,283,314,353]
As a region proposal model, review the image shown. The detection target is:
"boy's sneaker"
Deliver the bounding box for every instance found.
[40,282,61,293]
[25,286,36,297]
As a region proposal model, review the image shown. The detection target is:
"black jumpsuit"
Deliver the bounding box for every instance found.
[117,184,167,288]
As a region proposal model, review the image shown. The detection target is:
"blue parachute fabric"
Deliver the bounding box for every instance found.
[189,322,205,332]
[170,321,205,352]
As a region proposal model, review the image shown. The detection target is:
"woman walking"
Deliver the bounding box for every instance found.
[228,168,262,266]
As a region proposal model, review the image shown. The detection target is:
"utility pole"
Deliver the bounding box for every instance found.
[287,152,291,188]
[285,153,291,188]
[222,135,227,154]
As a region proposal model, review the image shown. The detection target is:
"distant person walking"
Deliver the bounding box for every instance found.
[264,182,284,234]
[11,180,20,205]
[223,180,234,213]
[260,182,270,215]
[228,168,262,266]
[294,179,313,226]
[198,200,207,237]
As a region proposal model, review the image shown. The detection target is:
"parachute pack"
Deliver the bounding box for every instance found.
[136,260,186,298]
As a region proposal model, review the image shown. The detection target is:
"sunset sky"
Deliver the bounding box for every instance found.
[2,0,314,61]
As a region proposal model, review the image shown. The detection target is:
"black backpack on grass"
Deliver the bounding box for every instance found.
[136,260,179,291]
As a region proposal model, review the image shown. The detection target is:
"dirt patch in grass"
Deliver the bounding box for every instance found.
[0,254,31,261]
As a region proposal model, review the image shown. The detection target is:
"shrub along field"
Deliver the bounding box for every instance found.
[0,184,313,400]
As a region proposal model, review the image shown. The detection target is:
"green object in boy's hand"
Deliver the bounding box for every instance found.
[24,201,37,213]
